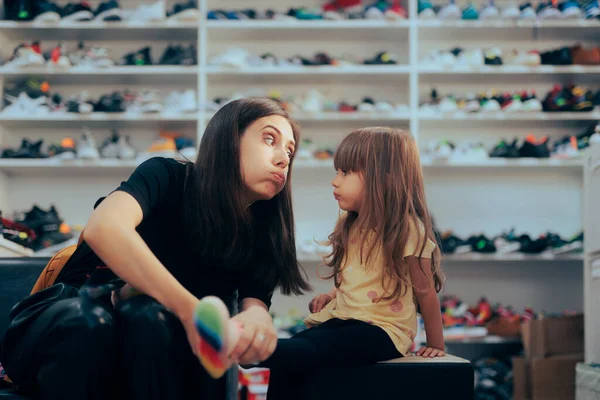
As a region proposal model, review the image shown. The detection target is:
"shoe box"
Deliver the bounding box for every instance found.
[513,314,585,400]
[513,353,584,400]
[521,314,584,359]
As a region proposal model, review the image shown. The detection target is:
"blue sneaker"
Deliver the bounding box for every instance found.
[462,2,480,19]
[559,1,582,18]
[581,0,600,18]
[418,0,436,18]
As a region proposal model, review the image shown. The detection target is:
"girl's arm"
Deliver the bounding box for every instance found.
[84,191,198,321]
[407,257,445,356]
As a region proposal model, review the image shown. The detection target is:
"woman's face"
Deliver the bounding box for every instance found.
[239,115,296,204]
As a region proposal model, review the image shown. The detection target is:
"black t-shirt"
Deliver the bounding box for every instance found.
[55,157,275,308]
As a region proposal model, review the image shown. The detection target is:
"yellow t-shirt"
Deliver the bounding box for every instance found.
[304,220,437,355]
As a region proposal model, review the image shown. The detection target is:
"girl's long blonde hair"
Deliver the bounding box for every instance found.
[325,127,444,301]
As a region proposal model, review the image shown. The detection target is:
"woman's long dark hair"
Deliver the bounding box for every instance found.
[182,97,311,296]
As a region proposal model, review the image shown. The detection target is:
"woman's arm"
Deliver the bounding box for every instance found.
[84,191,198,321]
[408,257,445,355]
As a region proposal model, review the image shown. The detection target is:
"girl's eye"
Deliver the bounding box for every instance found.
[342,170,348,176]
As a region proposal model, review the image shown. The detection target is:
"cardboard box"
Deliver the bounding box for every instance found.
[513,357,530,400]
[513,354,584,400]
[521,315,584,358]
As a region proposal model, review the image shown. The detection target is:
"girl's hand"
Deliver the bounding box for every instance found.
[229,306,278,364]
[416,346,446,358]
[309,293,333,313]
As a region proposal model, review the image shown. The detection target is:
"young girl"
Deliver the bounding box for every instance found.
[194,127,446,397]
[1,97,310,400]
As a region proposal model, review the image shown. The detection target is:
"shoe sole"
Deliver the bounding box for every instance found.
[34,12,61,24]
[95,8,123,22]
[194,296,231,379]
[60,11,95,22]
[168,9,201,22]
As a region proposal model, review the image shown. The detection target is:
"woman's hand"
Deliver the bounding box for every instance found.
[229,306,277,364]
[309,293,333,313]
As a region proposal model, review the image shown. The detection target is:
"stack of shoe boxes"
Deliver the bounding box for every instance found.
[513,314,585,400]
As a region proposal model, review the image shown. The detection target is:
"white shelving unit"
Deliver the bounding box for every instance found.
[0,0,595,317]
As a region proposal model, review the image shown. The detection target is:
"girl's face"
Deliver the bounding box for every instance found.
[239,115,296,204]
[332,169,364,212]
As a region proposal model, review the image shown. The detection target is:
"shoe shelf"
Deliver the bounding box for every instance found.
[419,111,600,121]
[417,20,600,29]
[0,159,140,177]
[0,20,199,30]
[0,112,200,123]
[206,20,410,29]
[419,65,600,74]
[0,65,198,77]
[293,158,583,169]
[203,111,411,123]
[205,65,411,75]
[0,237,34,257]
[298,252,582,263]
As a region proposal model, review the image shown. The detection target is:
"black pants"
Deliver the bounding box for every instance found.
[1,285,224,400]
[262,318,402,400]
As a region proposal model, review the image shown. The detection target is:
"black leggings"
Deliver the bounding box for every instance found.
[1,287,225,400]
[262,318,402,399]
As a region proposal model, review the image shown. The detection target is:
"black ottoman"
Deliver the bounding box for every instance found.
[283,354,474,400]
[0,257,48,400]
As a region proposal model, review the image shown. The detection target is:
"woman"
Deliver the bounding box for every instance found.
[1,97,310,400]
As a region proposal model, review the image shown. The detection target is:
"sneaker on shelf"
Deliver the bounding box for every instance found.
[164,90,197,114]
[92,92,119,113]
[552,136,580,159]
[510,50,541,66]
[128,0,166,22]
[119,46,153,66]
[5,43,46,69]
[167,1,200,21]
[500,1,520,19]
[296,139,317,160]
[582,0,600,18]
[463,93,480,112]
[134,90,163,114]
[456,48,485,67]
[100,130,120,158]
[77,128,100,160]
[440,231,471,254]
[519,135,550,157]
[521,90,543,112]
[462,2,479,19]
[438,0,461,19]
[33,0,62,23]
[364,1,388,19]
[589,125,600,146]
[209,48,250,69]
[483,48,503,65]
[137,136,178,162]
[66,92,94,114]
[2,139,46,159]
[386,0,408,19]
[558,0,582,18]
[60,2,95,22]
[301,89,326,113]
[170,133,196,160]
[418,0,437,18]
[468,235,497,253]
[16,205,73,252]
[480,90,502,112]
[94,0,122,21]
[519,2,537,18]
[421,50,457,68]
[571,86,595,112]
[537,1,562,18]
[48,137,77,160]
[439,95,458,112]
[47,42,72,69]
[450,142,490,162]
[3,92,51,116]
[490,139,520,158]
[159,44,196,65]
[71,45,114,69]
[502,93,524,112]
[357,97,376,112]
[480,0,500,18]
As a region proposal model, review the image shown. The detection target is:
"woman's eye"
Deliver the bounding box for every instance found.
[287,150,293,157]
[265,136,274,146]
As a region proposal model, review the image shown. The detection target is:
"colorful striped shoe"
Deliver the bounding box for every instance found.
[194,296,241,379]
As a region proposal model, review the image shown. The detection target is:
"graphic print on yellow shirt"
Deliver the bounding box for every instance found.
[305,220,437,355]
